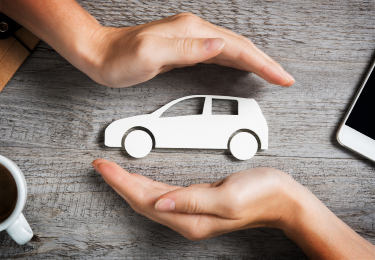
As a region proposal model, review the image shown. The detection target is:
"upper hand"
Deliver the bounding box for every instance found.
[86,13,295,88]
[92,159,296,240]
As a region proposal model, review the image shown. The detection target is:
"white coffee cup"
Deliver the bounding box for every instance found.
[0,155,33,245]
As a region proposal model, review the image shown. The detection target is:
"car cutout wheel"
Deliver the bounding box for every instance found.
[229,132,258,160]
[124,130,153,158]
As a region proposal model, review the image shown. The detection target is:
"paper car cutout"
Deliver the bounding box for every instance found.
[105,95,268,160]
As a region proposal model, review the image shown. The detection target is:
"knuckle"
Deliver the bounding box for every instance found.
[130,201,145,214]
[185,197,198,214]
[172,12,201,24]
[225,203,243,216]
[259,167,281,178]
[184,227,206,241]
[171,13,201,35]
[185,232,203,241]
[184,192,203,214]
[183,217,212,241]
[256,167,287,189]
[177,38,195,56]
[220,189,246,216]
[133,35,150,58]
[224,198,242,216]
[132,206,143,215]
[132,35,157,67]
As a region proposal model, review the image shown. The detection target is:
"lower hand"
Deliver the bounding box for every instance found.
[86,13,295,88]
[92,159,295,240]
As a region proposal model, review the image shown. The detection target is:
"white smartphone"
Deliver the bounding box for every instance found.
[337,59,375,162]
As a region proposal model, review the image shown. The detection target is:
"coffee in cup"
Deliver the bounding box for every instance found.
[0,164,18,223]
[0,155,33,245]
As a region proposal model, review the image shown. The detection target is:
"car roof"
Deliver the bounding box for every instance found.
[151,95,257,117]
[174,95,252,102]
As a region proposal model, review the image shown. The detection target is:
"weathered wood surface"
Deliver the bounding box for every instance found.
[1,0,375,258]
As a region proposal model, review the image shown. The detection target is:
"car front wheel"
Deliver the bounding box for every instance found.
[124,130,153,158]
[229,132,258,160]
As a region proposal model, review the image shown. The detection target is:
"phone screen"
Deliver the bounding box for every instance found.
[345,67,375,140]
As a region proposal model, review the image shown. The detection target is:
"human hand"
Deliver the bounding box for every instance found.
[3,1,294,88]
[92,159,296,240]
[86,13,295,88]
[92,159,375,258]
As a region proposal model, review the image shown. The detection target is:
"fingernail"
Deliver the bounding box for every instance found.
[92,162,101,174]
[155,199,175,212]
[204,38,225,52]
[284,71,295,83]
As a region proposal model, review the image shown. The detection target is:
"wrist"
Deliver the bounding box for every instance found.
[71,24,106,79]
[266,172,331,238]
[276,183,314,233]
[77,26,120,86]
[263,171,305,231]
[273,176,325,236]
[2,0,106,81]
[273,178,375,259]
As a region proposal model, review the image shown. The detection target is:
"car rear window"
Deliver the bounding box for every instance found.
[212,99,238,115]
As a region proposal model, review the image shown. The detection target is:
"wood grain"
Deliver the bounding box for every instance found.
[1,0,375,258]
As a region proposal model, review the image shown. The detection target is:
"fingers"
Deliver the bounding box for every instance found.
[131,173,182,192]
[92,159,248,240]
[91,159,232,238]
[154,37,225,66]
[154,186,227,216]
[199,18,290,78]
[93,160,149,206]
[166,14,295,86]
[209,37,292,86]
[92,159,180,191]
[92,159,227,217]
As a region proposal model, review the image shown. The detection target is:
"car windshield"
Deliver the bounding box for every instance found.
[160,97,205,117]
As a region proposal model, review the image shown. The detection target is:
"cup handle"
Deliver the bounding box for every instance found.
[6,213,33,245]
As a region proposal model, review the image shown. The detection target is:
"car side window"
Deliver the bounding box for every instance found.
[161,97,205,117]
[212,99,238,115]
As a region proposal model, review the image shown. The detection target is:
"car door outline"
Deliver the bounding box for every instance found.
[152,96,210,148]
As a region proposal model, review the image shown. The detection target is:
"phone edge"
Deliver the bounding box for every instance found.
[336,58,375,162]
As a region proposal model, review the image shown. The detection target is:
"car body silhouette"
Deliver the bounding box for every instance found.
[105,95,268,160]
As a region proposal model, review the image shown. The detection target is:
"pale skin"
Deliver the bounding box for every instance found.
[2,0,374,259]
[2,0,295,88]
[92,160,375,259]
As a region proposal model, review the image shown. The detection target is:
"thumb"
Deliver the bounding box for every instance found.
[157,38,225,65]
[154,186,225,215]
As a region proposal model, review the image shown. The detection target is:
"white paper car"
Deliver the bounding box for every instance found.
[105,95,268,160]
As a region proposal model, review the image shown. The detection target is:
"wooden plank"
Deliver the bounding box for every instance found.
[0,51,372,159]
[78,0,375,64]
[0,148,374,258]
[1,0,375,258]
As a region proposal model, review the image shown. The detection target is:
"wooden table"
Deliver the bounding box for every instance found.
[1,0,374,258]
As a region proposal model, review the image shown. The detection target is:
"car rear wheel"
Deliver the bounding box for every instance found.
[229,132,258,160]
[124,130,153,158]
